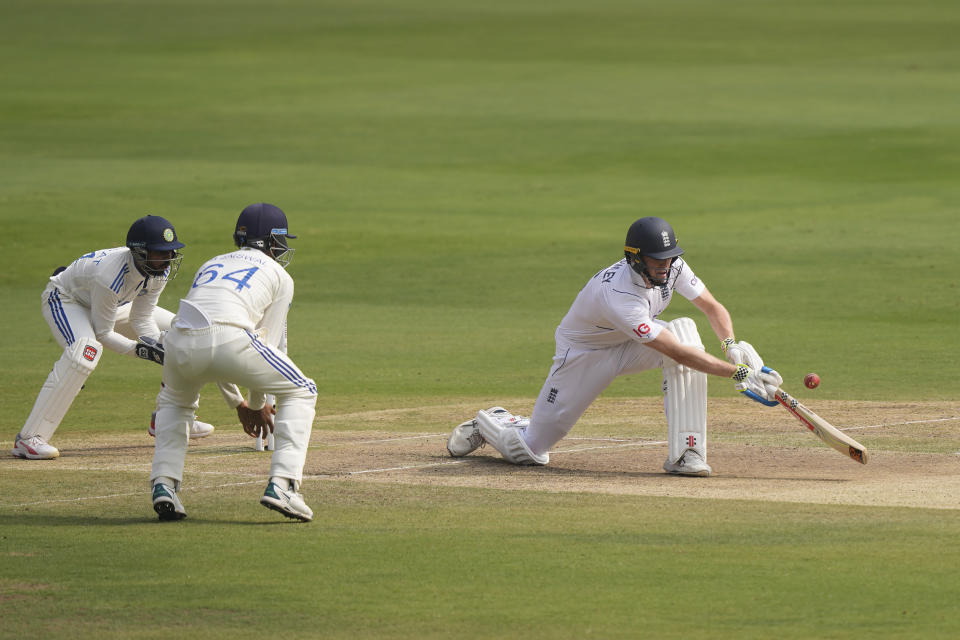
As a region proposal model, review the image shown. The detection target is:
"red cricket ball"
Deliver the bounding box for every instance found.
[804,373,820,389]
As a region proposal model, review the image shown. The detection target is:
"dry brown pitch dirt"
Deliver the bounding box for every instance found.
[4,398,959,511]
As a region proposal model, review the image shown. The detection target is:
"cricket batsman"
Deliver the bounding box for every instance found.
[12,215,215,460]
[447,217,782,476]
[150,203,318,522]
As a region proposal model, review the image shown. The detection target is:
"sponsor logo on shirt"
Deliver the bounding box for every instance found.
[633,323,651,337]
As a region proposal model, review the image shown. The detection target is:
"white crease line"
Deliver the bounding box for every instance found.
[196,433,448,460]
[313,405,454,420]
[345,460,468,475]
[554,441,667,454]
[330,433,446,446]
[841,416,960,432]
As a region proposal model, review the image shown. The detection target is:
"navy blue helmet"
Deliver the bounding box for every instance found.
[234,203,296,267]
[126,215,185,279]
[623,217,684,286]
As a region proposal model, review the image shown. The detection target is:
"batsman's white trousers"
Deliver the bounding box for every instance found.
[151,324,317,486]
[522,321,669,456]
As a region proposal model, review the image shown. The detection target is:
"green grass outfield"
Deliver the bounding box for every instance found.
[1,1,959,638]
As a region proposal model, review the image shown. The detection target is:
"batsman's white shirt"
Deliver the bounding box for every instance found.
[522,257,705,455]
[557,257,704,347]
[46,247,167,354]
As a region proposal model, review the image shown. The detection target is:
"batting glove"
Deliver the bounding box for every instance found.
[724,339,765,370]
[733,364,781,406]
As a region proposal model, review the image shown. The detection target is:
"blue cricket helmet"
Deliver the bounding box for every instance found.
[234,203,296,267]
[623,217,684,286]
[126,215,185,278]
[127,215,185,252]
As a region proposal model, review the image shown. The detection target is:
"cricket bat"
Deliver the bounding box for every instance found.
[774,388,868,464]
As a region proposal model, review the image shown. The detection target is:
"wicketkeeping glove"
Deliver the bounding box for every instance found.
[732,364,782,406]
[135,336,165,365]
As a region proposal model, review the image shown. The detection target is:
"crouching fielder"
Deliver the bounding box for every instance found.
[150,203,318,522]
[447,217,781,477]
[11,215,215,461]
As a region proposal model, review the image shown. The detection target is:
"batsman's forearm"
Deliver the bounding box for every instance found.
[691,289,734,343]
[673,347,738,378]
[704,304,734,343]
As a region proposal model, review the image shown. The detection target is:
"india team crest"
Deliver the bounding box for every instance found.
[163,228,175,242]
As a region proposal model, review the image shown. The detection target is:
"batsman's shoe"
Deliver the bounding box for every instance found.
[447,406,532,458]
[11,434,60,460]
[260,482,313,522]
[447,417,484,457]
[663,449,712,477]
[152,483,186,521]
[149,412,215,439]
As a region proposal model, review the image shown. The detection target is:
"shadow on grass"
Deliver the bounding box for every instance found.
[0,513,304,527]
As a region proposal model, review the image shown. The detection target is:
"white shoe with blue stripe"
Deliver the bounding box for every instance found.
[260,481,313,522]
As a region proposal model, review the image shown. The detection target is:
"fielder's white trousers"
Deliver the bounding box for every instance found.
[20,284,175,441]
[522,321,668,456]
[150,324,317,487]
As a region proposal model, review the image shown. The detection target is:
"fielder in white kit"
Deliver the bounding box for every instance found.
[150,203,318,522]
[12,215,215,461]
[447,217,782,476]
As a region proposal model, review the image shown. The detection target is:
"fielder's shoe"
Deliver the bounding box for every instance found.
[663,449,712,477]
[189,420,215,439]
[11,434,60,460]
[149,412,215,439]
[260,481,313,522]
[152,483,186,521]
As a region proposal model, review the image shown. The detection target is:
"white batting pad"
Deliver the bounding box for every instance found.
[662,318,708,464]
[476,409,548,465]
[21,337,103,441]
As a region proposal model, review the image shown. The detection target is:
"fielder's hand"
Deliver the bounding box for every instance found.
[732,364,782,406]
[135,336,165,365]
[237,401,276,439]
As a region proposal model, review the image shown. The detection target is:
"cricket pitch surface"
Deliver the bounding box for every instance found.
[4,398,959,511]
